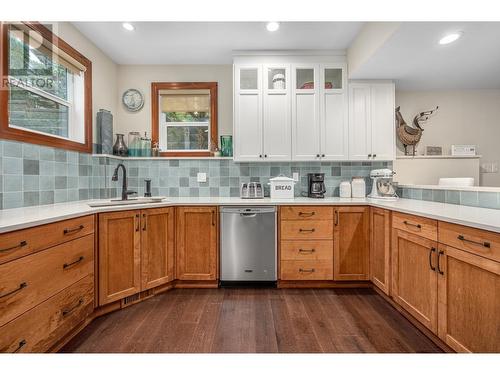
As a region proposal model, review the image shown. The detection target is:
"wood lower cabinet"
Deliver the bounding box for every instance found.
[141,207,175,290]
[98,210,141,305]
[99,208,175,305]
[333,206,369,280]
[176,207,218,280]
[392,229,438,333]
[370,208,391,294]
[437,244,500,352]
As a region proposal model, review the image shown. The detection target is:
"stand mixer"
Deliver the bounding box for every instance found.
[368,169,398,200]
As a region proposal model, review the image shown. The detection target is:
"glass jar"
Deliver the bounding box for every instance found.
[141,132,152,157]
[220,135,233,157]
[127,132,141,157]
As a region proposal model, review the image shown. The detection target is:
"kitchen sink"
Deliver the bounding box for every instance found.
[87,197,168,207]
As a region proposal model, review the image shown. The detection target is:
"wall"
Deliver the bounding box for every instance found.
[396,89,500,186]
[55,22,118,143]
[115,65,233,137]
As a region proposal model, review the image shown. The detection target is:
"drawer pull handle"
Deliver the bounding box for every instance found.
[457,235,491,248]
[63,225,84,235]
[136,214,140,232]
[299,268,315,273]
[299,228,315,233]
[298,212,315,217]
[335,210,339,226]
[62,298,84,317]
[299,248,316,253]
[437,250,444,275]
[0,240,27,253]
[12,339,27,353]
[429,247,436,271]
[403,221,421,229]
[0,282,28,300]
[142,213,147,231]
[63,256,84,269]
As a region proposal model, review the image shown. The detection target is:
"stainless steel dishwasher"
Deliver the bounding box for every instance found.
[220,206,276,286]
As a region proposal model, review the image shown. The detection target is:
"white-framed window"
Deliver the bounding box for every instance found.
[158,90,211,152]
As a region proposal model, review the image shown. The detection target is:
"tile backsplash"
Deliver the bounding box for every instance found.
[3,139,500,211]
[0,139,387,209]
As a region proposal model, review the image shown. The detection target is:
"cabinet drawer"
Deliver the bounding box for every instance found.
[0,235,94,327]
[280,206,333,221]
[280,220,333,240]
[439,222,500,263]
[0,215,94,265]
[392,212,437,241]
[280,260,333,280]
[280,240,333,261]
[0,274,93,353]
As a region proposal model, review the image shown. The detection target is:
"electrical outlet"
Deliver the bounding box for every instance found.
[293,172,299,182]
[197,172,207,182]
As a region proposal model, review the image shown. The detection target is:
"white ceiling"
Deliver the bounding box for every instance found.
[72,22,363,64]
[350,22,500,90]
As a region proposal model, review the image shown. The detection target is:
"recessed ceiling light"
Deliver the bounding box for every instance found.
[266,22,280,32]
[122,22,135,31]
[439,32,463,45]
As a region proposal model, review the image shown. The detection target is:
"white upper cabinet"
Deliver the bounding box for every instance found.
[348,82,395,161]
[263,64,291,160]
[320,64,348,160]
[233,55,348,162]
[291,64,321,160]
[234,65,263,161]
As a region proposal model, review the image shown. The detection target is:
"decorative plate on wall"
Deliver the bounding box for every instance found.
[122,89,144,112]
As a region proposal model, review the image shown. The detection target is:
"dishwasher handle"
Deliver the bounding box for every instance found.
[240,213,258,218]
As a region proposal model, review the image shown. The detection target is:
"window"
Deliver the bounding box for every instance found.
[0,22,92,153]
[152,82,218,156]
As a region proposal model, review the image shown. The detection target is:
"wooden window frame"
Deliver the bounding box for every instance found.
[0,22,93,153]
[151,82,218,157]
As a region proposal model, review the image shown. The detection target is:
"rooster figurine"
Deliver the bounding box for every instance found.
[396,106,438,156]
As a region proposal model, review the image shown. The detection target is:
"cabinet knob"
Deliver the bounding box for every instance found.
[316,154,320,158]
[368,154,372,158]
[321,154,325,157]
[373,154,377,158]
[259,154,262,158]
[264,154,268,158]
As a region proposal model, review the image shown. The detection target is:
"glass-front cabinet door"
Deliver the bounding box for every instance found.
[263,64,291,160]
[322,66,344,92]
[234,65,263,161]
[291,64,320,160]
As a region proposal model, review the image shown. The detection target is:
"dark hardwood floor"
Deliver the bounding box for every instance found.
[61,288,442,353]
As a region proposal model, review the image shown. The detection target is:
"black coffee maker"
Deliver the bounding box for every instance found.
[307,173,326,198]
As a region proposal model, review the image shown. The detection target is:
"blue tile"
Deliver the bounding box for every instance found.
[23,192,40,207]
[40,176,55,190]
[23,144,39,159]
[40,190,54,205]
[39,147,55,161]
[445,190,460,205]
[3,141,22,157]
[3,157,22,174]
[3,191,23,209]
[4,175,22,191]
[422,189,433,201]
[460,191,479,207]
[39,160,55,175]
[433,190,445,203]
[23,176,39,191]
[477,192,500,209]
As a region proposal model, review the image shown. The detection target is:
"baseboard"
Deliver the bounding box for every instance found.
[371,285,454,353]
[277,280,372,288]
[175,280,218,288]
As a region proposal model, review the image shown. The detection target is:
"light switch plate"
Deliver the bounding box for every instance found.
[293,172,299,182]
[197,172,207,182]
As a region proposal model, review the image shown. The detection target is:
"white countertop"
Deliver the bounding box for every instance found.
[1,196,500,234]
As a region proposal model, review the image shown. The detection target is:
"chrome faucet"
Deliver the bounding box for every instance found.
[111,163,137,200]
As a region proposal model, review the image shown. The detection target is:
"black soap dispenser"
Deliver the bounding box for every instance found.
[144,179,152,197]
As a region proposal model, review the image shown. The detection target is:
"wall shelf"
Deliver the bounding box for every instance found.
[396,155,482,159]
[92,154,233,161]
